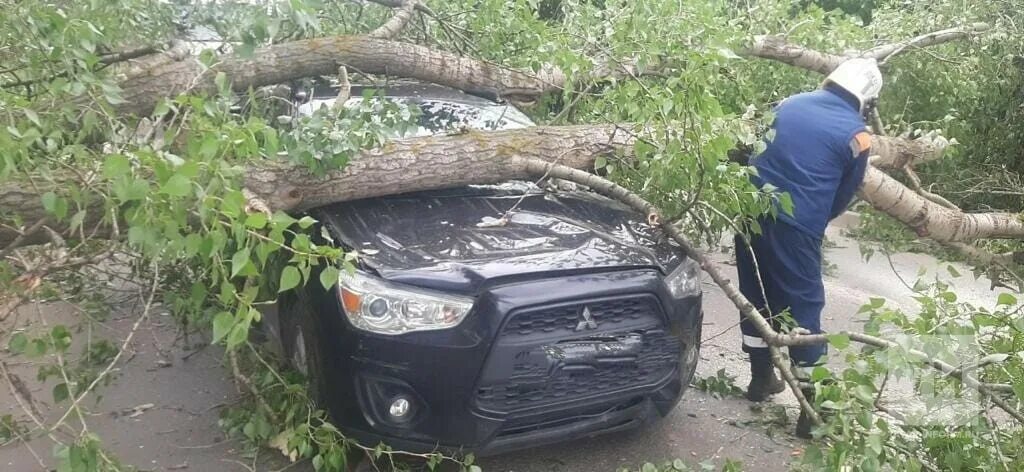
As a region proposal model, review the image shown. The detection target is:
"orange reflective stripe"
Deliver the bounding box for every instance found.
[854,132,872,154]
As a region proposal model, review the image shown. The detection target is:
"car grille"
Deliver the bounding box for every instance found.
[502,297,654,337]
[475,295,679,413]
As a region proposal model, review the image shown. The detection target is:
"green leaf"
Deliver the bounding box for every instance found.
[946,265,961,277]
[827,333,850,349]
[997,293,1017,306]
[103,155,131,179]
[23,108,41,127]
[160,174,192,197]
[26,339,47,358]
[53,383,69,403]
[777,192,794,217]
[8,333,27,354]
[41,191,68,219]
[221,190,245,217]
[297,215,316,229]
[326,449,343,470]
[226,323,249,349]
[199,135,219,159]
[211,311,233,344]
[853,384,875,404]
[50,325,71,351]
[319,266,340,290]
[594,155,608,170]
[279,266,301,293]
[271,212,297,227]
[245,212,268,229]
[214,72,228,93]
[312,454,324,471]
[113,177,150,202]
[231,248,250,278]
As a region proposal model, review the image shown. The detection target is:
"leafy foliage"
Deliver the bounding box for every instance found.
[693,368,745,399]
[796,279,1024,471]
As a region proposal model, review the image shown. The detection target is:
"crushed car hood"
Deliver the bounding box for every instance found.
[314,182,682,294]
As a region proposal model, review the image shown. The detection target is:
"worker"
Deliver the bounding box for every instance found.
[735,57,883,438]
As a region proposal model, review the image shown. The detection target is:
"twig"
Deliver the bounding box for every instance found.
[0,218,49,260]
[229,349,277,420]
[0,360,45,428]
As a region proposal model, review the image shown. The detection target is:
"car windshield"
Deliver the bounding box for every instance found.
[297,95,534,138]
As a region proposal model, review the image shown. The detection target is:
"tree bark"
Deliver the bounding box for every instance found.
[869,135,946,169]
[743,35,845,75]
[116,36,565,116]
[859,166,1024,242]
[244,125,630,212]
[368,0,419,40]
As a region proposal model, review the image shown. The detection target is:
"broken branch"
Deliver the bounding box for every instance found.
[868,23,990,63]
[368,0,419,40]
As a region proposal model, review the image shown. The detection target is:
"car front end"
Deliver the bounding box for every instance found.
[301,184,703,455]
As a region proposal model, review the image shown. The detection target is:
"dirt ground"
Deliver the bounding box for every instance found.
[0,215,999,471]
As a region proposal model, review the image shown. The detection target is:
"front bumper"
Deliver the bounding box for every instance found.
[314,269,702,455]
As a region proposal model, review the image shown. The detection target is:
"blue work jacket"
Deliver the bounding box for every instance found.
[751,87,870,238]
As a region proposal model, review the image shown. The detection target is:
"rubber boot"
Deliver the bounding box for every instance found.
[745,353,786,402]
[795,387,816,439]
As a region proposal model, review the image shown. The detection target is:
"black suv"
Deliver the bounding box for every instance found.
[270,83,704,455]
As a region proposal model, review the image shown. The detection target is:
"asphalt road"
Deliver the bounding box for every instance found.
[1,217,1000,472]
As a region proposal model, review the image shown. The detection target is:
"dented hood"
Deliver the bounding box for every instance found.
[314,182,682,294]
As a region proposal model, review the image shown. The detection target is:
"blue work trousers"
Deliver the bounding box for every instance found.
[735,219,827,367]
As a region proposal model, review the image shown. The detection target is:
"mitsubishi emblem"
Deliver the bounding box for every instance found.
[575,306,598,331]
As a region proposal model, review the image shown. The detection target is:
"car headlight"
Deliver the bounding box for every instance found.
[665,258,702,298]
[337,271,474,335]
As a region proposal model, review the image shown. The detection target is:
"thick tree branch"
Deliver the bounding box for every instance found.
[115,35,566,116]
[745,23,990,76]
[743,35,845,75]
[368,0,419,40]
[859,166,1024,242]
[867,23,990,63]
[869,135,947,169]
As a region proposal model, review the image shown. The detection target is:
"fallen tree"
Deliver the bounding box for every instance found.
[2,0,1022,470]
[0,126,955,248]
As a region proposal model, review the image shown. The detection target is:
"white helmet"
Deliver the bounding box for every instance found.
[823,57,883,112]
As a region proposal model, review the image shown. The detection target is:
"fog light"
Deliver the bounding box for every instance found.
[389,397,411,419]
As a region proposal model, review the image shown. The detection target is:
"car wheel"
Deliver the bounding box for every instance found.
[279,291,327,406]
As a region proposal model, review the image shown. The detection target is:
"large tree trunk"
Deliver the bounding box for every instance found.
[4,124,1015,249]
[245,125,630,211]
